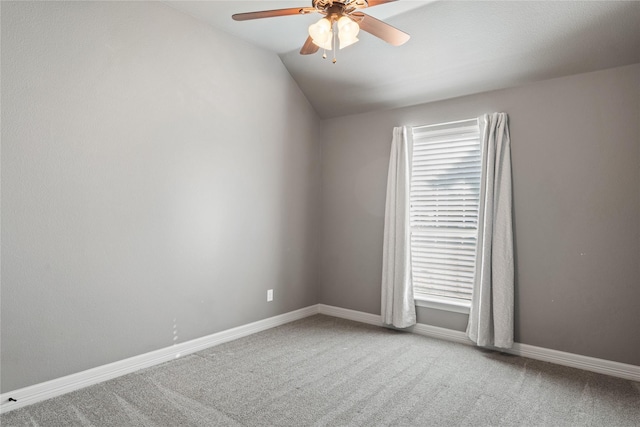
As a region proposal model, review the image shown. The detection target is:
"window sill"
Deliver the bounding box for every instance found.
[414,296,470,314]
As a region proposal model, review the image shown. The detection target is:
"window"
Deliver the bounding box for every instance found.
[409,118,481,313]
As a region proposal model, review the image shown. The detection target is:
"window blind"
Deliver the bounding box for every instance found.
[410,118,481,302]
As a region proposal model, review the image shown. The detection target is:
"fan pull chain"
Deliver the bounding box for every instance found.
[320,21,337,63]
[332,21,337,64]
[322,22,333,60]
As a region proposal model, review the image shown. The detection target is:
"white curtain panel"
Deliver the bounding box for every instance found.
[467,113,514,349]
[381,127,416,328]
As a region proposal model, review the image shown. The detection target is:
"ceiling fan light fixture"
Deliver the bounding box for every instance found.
[337,16,359,49]
[232,1,411,57]
[309,17,333,50]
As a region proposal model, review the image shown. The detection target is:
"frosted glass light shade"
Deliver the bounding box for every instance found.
[338,16,359,49]
[309,18,333,50]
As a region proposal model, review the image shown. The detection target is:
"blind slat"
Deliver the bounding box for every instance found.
[413,135,480,147]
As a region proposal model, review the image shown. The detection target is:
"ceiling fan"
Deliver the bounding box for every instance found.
[232,0,410,60]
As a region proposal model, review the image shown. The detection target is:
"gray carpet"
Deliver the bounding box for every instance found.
[2,315,639,426]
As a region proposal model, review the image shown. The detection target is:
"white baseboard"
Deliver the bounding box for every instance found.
[3,304,638,414]
[411,322,475,346]
[0,305,320,414]
[508,342,640,382]
[315,304,640,383]
[317,304,383,326]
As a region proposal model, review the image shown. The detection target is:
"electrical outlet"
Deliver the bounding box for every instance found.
[267,289,273,302]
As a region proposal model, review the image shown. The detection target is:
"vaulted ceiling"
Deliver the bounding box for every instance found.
[166,1,640,119]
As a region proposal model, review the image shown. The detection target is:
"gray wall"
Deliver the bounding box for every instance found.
[1,1,321,392]
[319,64,640,365]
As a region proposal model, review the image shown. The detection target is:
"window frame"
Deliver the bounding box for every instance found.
[409,118,482,314]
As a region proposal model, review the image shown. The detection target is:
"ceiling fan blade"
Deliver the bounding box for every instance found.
[353,0,397,8]
[354,12,410,46]
[300,36,320,55]
[232,7,315,21]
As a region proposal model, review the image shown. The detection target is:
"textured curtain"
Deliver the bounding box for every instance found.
[467,113,514,349]
[381,127,416,328]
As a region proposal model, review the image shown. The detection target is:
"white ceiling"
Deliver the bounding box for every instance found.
[166,1,640,119]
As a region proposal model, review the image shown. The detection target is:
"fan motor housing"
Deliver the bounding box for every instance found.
[312,0,368,12]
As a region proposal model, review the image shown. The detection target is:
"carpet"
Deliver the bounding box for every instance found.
[2,315,639,426]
